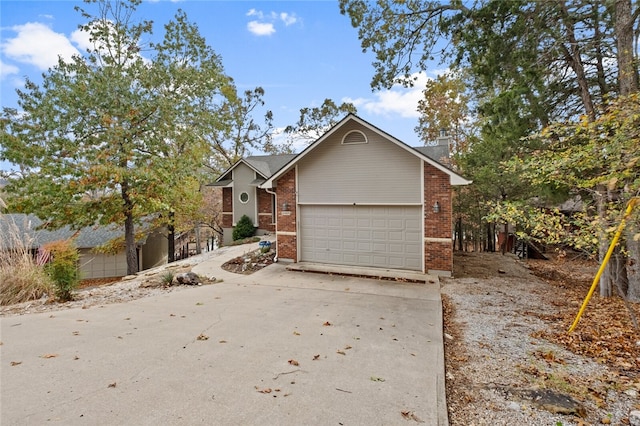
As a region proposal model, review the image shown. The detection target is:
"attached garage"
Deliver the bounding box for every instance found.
[260,114,472,276]
[300,205,422,271]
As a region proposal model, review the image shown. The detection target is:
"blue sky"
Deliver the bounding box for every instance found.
[1,1,441,167]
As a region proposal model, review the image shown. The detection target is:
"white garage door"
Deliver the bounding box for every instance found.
[299,205,422,271]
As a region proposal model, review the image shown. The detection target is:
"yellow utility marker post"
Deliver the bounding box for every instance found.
[568,197,639,333]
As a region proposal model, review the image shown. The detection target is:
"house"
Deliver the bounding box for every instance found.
[0,214,167,279]
[212,154,296,244]
[217,114,471,276]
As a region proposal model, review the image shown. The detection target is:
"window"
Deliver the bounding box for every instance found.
[341,130,367,145]
[239,191,249,204]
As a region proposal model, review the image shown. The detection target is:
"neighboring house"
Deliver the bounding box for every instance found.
[212,154,296,245]
[0,214,167,279]
[219,114,471,276]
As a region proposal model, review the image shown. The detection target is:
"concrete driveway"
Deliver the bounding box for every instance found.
[1,247,447,425]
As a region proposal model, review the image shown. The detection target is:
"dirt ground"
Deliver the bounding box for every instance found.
[443,250,640,425]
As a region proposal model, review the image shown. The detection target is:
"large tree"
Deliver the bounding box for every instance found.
[0,0,233,274]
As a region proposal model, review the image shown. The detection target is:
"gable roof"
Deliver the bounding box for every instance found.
[211,154,297,187]
[261,114,472,188]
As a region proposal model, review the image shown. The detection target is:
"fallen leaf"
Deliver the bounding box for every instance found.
[288,359,299,366]
[124,317,130,320]
[196,302,203,306]
[400,410,424,422]
[336,350,346,356]
[197,333,209,341]
[344,345,352,350]
[218,340,227,344]
[323,321,332,326]
[293,331,301,336]
[73,356,80,360]
[257,387,272,394]
[169,314,176,317]
[108,382,117,388]
[313,354,320,360]
[72,331,80,336]
[370,376,385,382]
[41,354,58,359]
[10,361,22,366]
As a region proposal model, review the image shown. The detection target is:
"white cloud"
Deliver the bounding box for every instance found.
[0,60,19,80]
[70,28,93,52]
[246,9,299,36]
[279,12,298,26]
[344,72,431,119]
[2,22,80,70]
[247,21,275,36]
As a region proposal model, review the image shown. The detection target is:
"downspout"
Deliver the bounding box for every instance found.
[265,187,278,263]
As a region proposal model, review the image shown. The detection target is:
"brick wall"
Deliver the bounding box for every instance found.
[275,168,297,261]
[222,187,233,228]
[257,188,275,232]
[424,162,453,273]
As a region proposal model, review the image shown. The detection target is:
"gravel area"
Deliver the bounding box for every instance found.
[442,251,639,426]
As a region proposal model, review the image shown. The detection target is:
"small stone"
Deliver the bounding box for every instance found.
[444,333,454,341]
[630,410,640,426]
[601,417,611,424]
[625,389,638,397]
[506,401,521,411]
[122,275,137,281]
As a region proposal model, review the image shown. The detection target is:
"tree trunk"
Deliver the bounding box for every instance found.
[168,217,175,263]
[596,187,613,297]
[195,225,202,255]
[615,0,639,95]
[615,0,640,300]
[120,180,138,275]
[625,218,640,301]
[559,1,597,121]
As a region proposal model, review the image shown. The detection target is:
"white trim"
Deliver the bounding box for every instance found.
[341,129,368,145]
[258,212,272,216]
[420,157,425,274]
[277,231,297,236]
[295,165,300,262]
[424,237,453,243]
[295,202,423,206]
[238,191,250,204]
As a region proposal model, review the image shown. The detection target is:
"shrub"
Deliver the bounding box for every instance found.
[0,215,53,305]
[44,239,80,302]
[232,214,255,241]
[161,271,175,286]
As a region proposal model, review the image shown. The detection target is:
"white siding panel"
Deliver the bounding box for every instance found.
[300,205,422,271]
[297,122,421,204]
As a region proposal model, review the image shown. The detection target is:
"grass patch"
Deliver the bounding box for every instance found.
[0,214,54,305]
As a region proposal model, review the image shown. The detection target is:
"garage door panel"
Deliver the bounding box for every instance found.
[300,205,422,271]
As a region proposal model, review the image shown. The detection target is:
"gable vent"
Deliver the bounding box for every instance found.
[342,130,367,145]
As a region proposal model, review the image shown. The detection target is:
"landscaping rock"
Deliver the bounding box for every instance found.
[172,272,201,286]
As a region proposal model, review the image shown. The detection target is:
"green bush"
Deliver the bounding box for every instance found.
[232,215,255,241]
[44,239,80,302]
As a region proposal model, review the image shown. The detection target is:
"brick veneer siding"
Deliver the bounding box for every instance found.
[274,168,297,261]
[222,187,233,228]
[257,188,275,232]
[424,162,453,273]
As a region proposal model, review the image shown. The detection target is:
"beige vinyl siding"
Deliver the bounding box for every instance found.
[79,250,127,279]
[297,122,421,204]
[232,163,257,225]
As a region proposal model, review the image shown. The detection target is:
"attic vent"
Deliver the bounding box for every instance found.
[341,130,367,145]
